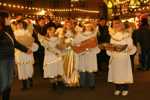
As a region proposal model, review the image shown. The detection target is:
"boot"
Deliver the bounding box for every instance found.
[2,88,11,100]
[28,78,33,88]
[56,76,65,93]
[52,82,57,90]
[57,81,65,90]
[21,80,28,91]
[49,78,57,90]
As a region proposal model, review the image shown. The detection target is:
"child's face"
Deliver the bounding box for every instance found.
[100,19,106,26]
[112,20,124,31]
[16,23,23,29]
[85,24,93,32]
[38,19,45,27]
[65,22,72,30]
[47,28,56,37]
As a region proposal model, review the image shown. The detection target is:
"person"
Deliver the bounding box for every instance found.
[132,18,150,71]
[56,19,79,87]
[0,11,32,100]
[107,17,136,96]
[97,18,110,72]
[14,20,38,90]
[38,26,64,90]
[33,17,46,77]
[73,22,100,89]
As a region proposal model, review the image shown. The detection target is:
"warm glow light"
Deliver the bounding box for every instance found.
[3,3,7,6]
[21,6,24,9]
[37,9,46,15]
[108,1,113,9]
[8,4,12,7]
[17,5,20,8]
[61,21,65,25]
[13,5,16,8]
[77,18,82,21]
[71,0,79,2]
[28,7,32,10]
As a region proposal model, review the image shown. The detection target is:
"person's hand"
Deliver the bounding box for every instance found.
[27,49,32,54]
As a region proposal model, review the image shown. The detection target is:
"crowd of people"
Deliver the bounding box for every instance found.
[0,11,150,100]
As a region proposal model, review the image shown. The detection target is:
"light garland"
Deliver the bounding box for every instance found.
[0,2,99,14]
[115,0,130,5]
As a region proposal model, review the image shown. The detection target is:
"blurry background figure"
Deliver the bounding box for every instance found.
[33,17,46,77]
[124,21,137,72]
[132,18,150,71]
[97,18,110,72]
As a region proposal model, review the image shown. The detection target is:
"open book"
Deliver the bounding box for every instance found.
[99,43,128,52]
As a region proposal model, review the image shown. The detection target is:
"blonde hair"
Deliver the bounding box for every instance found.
[82,22,95,32]
[62,20,77,36]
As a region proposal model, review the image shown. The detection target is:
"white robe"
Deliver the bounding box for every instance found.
[14,29,38,80]
[39,36,64,78]
[73,31,100,72]
[107,32,136,84]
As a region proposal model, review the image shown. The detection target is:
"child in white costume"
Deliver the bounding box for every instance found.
[107,18,136,96]
[73,22,100,89]
[38,26,64,89]
[14,20,38,90]
[56,20,79,87]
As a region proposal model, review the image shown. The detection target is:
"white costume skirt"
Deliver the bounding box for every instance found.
[43,51,64,78]
[15,50,34,80]
[108,55,133,84]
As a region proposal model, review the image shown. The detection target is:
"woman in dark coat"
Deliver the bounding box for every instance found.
[0,11,31,100]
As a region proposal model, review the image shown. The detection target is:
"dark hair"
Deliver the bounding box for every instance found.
[16,20,28,30]
[140,18,149,28]
[112,16,120,21]
[0,11,9,31]
[124,21,130,29]
[46,26,56,37]
[36,16,45,24]
[100,17,107,20]
[111,16,121,28]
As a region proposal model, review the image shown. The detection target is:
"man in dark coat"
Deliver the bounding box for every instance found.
[0,11,31,100]
[97,18,110,72]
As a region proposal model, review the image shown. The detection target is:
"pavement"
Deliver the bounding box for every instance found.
[4,69,150,100]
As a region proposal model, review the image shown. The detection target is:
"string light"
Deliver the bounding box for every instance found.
[12,5,16,8]
[115,0,130,5]
[3,3,7,6]
[21,6,24,9]
[8,4,12,7]
[0,2,100,14]
[2,1,149,17]
[17,5,20,8]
